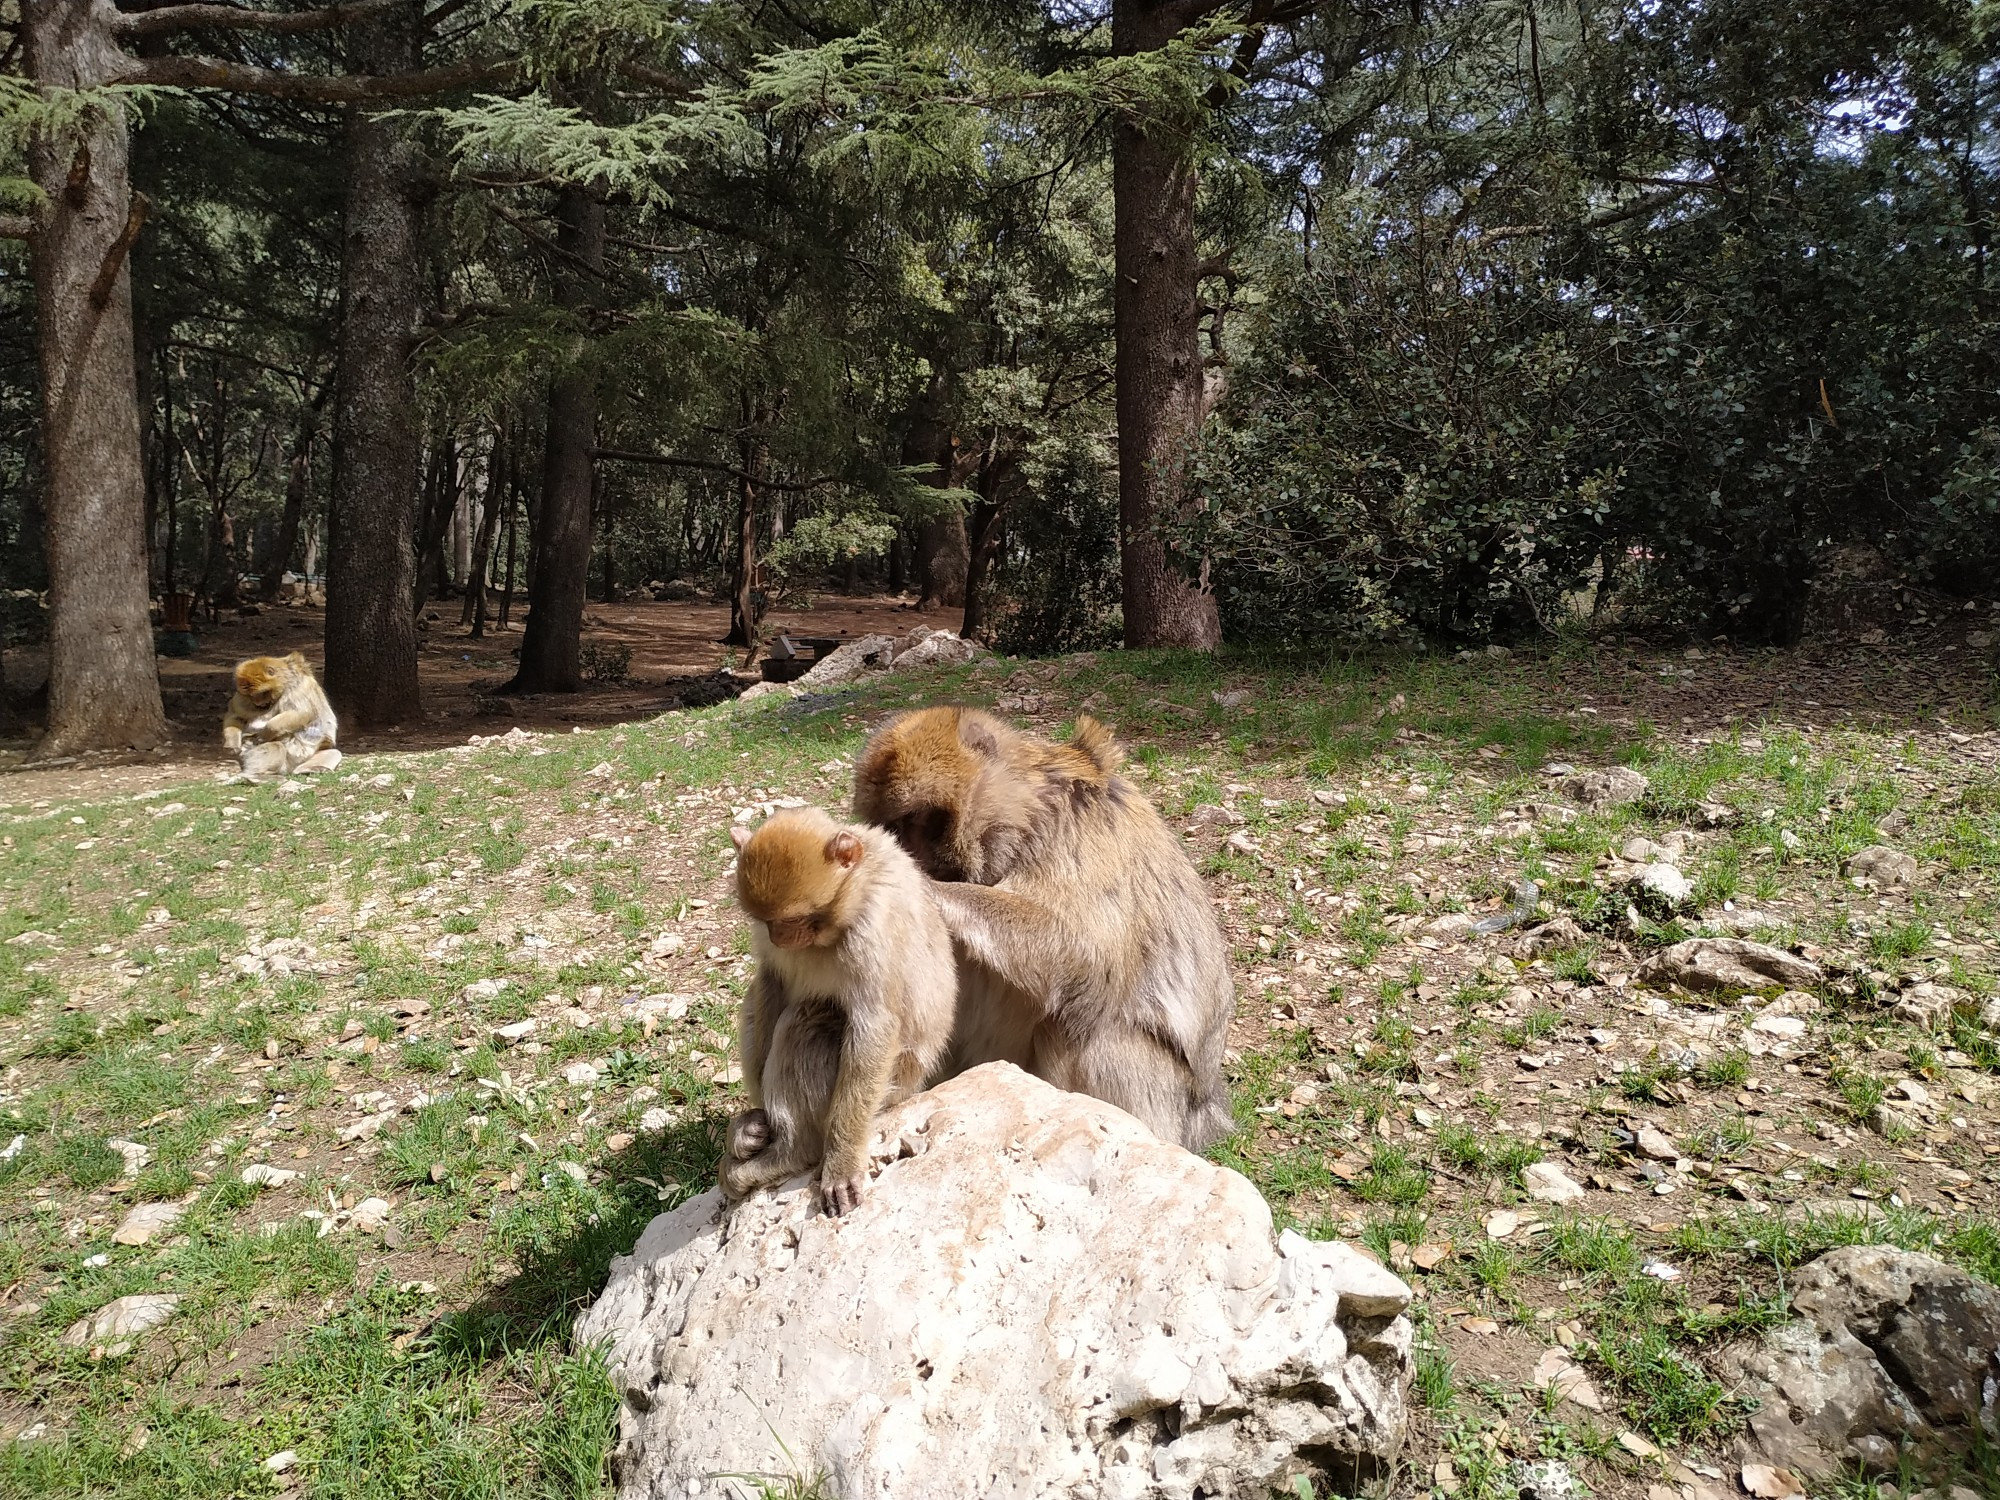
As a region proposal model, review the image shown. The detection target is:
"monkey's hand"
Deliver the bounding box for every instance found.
[819,1155,867,1217]
[222,726,243,752]
[726,1108,772,1160]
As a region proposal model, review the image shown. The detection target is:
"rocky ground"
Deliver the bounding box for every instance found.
[0,624,1996,1499]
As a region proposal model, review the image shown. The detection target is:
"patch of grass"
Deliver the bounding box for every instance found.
[1542,1218,1640,1281]
[1354,1144,1430,1205]
[1595,1326,1735,1444]
[1833,1067,1888,1121]
[1870,920,1934,963]
[1698,1050,1751,1089]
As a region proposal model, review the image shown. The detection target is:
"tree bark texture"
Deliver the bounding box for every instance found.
[960,457,1009,641]
[1112,0,1223,651]
[726,422,765,649]
[325,1,425,725]
[261,396,321,600]
[902,402,967,608]
[22,0,170,754]
[507,187,603,692]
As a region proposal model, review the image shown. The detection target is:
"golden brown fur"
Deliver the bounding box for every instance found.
[723,806,956,1214]
[853,708,1235,1150]
[221,654,340,780]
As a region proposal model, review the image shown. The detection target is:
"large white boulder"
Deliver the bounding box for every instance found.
[578,1064,1413,1500]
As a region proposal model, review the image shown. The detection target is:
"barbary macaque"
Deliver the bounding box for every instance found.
[722,806,955,1214]
[854,708,1235,1150]
[221,654,341,780]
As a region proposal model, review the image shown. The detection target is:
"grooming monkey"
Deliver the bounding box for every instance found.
[854,708,1236,1151]
[221,654,341,780]
[722,807,956,1214]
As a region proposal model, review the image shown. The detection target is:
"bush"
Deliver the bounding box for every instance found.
[578,641,632,684]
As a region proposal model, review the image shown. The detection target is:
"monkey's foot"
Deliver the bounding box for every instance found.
[819,1168,866,1217]
[725,1109,771,1160]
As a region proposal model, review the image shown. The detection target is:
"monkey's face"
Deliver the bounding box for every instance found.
[760,912,832,950]
[854,709,1019,884]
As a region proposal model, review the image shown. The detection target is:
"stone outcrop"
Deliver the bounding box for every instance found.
[1721,1245,2000,1479]
[1636,937,1823,995]
[578,1064,1414,1500]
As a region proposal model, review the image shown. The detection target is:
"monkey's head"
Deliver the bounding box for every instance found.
[731,807,866,950]
[854,706,1126,884]
[232,653,304,708]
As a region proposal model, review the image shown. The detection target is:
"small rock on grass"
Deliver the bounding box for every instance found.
[110,1202,184,1246]
[60,1294,180,1349]
[1567,766,1649,808]
[1516,916,1588,959]
[1524,1162,1585,1204]
[1636,937,1822,995]
[1841,845,1918,887]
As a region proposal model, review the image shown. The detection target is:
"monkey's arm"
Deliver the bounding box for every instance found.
[926,883,1086,1015]
[820,1005,900,1215]
[737,969,784,1106]
[254,702,318,738]
[221,694,254,749]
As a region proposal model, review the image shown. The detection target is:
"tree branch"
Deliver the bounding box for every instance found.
[113,0,404,38]
[595,450,838,492]
[0,215,31,240]
[114,53,512,101]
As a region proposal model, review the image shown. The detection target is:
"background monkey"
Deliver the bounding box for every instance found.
[853,708,1236,1151]
[723,806,955,1214]
[222,654,341,780]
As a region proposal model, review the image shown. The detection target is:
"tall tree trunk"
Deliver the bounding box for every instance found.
[507,186,603,693]
[726,422,764,648]
[499,465,519,630]
[21,0,169,755]
[903,401,968,608]
[961,457,1008,641]
[1112,0,1222,651]
[261,394,322,601]
[464,427,504,632]
[325,1,425,726]
[412,439,458,613]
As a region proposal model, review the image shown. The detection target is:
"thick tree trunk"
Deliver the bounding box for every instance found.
[325,2,425,726]
[22,0,169,755]
[1112,0,1222,651]
[961,458,1008,641]
[903,405,968,608]
[261,398,320,601]
[507,187,603,693]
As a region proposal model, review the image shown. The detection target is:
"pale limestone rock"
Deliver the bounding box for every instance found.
[1515,917,1588,960]
[1637,938,1823,995]
[579,1064,1414,1500]
[110,1202,184,1247]
[1842,846,1920,887]
[1523,1162,1585,1205]
[61,1294,180,1349]
[795,634,897,687]
[1566,766,1649,808]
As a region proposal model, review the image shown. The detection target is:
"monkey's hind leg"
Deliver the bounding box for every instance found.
[294,747,342,773]
[716,1000,838,1203]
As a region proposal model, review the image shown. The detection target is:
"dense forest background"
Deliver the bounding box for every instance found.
[1,0,1995,756]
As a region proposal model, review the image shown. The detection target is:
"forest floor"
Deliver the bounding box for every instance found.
[2,620,1999,1500]
[0,592,959,790]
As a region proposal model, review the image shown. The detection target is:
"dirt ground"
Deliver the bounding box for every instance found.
[0,592,960,799]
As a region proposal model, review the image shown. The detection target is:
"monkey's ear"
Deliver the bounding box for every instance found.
[826,831,864,869]
[729,825,753,851]
[285,652,308,670]
[958,714,999,758]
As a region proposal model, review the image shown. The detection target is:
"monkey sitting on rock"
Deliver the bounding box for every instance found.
[721,806,956,1215]
[221,654,341,781]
